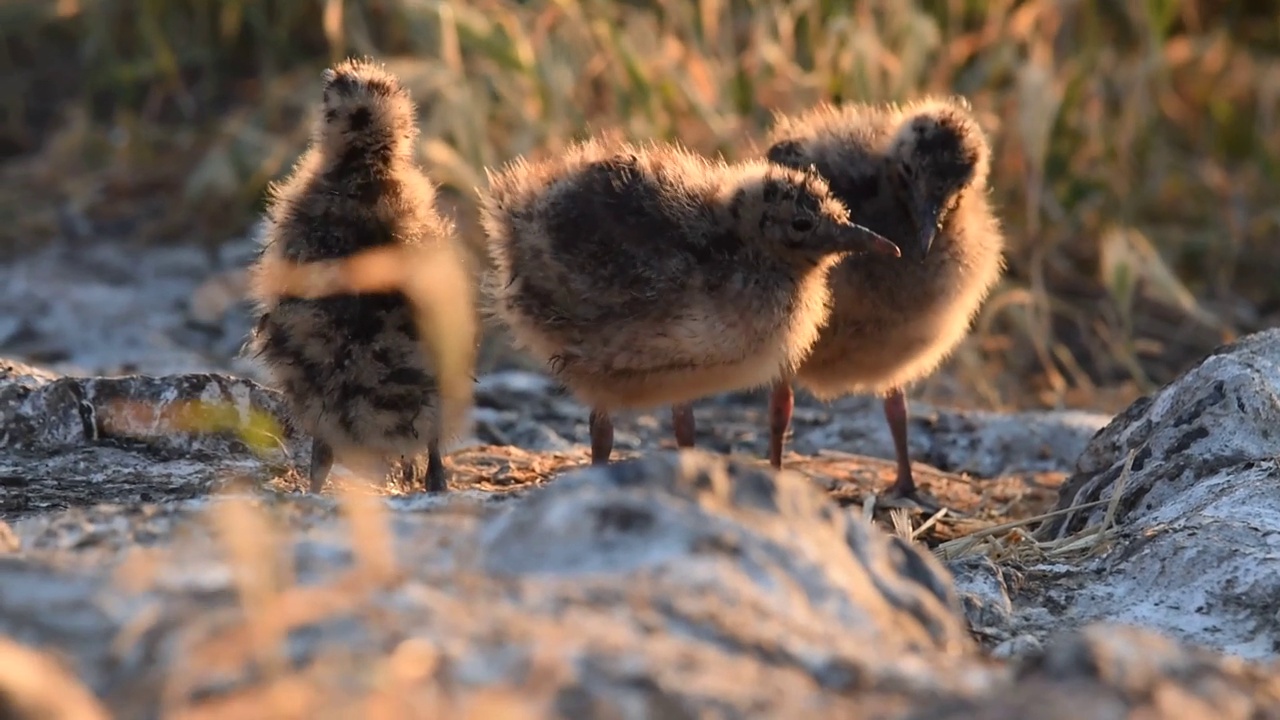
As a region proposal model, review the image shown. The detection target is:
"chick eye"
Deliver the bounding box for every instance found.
[791,217,815,232]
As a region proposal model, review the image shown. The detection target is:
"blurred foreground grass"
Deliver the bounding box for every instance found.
[1,0,1278,412]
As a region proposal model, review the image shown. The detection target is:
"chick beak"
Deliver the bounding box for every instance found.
[838,222,901,258]
[914,201,942,261]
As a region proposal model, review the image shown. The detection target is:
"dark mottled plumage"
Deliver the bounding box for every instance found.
[244,57,463,493]
[764,96,1006,508]
[479,135,900,465]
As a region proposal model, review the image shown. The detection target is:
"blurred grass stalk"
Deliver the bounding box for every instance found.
[1,0,1278,409]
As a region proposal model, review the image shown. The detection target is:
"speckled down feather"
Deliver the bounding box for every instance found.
[479,134,899,412]
[244,58,464,484]
[766,96,1006,398]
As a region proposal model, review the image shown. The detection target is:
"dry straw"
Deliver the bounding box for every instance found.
[929,447,1139,564]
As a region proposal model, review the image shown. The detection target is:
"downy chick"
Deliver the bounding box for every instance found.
[765,96,1006,507]
[480,136,900,464]
[246,57,466,493]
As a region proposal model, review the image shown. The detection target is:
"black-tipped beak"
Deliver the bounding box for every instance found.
[914,201,942,261]
[839,222,901,258]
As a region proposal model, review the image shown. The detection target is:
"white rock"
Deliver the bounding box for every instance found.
[2,358,1280,716]
[1017,329,1280,659]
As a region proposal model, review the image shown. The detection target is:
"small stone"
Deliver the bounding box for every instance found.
[990,633,1041,661]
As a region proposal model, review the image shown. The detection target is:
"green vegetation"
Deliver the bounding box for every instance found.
[2,0,1277,411]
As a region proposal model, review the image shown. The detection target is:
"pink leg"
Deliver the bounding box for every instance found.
[768,380,794,469]
[883,387,918,498]
[672,403,696,449]
[589,409,614,465]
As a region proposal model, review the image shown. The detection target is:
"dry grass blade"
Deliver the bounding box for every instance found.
[0,636,112,720]
[933,497,1110,562]
[204,496,294,701]
[1087,447,1137,558]
[911,508,948,542]
[889,508,913,540]
[861,493,876,524]
[935,448,1141,563]
[399,241,479,451]
[334,480,399,586]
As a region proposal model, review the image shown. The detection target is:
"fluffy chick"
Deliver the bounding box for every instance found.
[246,57,463,493]
[765,96,1006,507]
[480,136,901,464]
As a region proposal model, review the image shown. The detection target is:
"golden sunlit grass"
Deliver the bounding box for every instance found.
[0,4,1270,712]
[146,491,562,718]
[924,447,1138,564]
[2,0,1278,412]
[0,637,111,719]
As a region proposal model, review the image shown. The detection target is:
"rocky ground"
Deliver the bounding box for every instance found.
[2,239,1280,718]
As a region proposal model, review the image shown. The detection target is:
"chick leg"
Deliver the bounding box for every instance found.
[309,437,334,493]
[589,408,614,465]
[882,388,941,512]
[426,438,448,493]
[884,389,914,495]
[395,445,448,494]
[767,380,794,469]
[672,403,696,450]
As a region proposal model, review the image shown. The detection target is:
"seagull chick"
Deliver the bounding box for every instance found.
[246,57,471,494]
[765,96,1006,509]
[479,135,900,464]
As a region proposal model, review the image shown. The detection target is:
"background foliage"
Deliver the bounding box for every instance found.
[2,0,1278,412]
